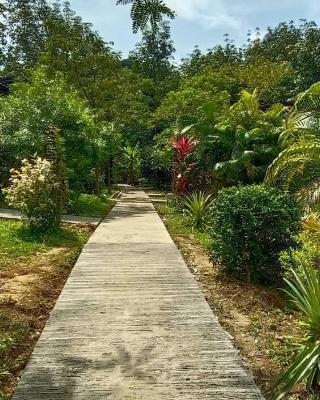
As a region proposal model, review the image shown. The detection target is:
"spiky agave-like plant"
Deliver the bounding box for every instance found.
[274,266,320,399]
[183,191,213,229]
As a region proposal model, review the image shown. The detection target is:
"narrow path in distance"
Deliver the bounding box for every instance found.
[13,186,263,400]
[0,208,101,225]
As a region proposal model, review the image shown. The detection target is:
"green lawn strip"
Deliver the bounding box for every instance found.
[65,193,116,218]
[155,203,212,252]
[0,219,89,269]
[0,192,116,219]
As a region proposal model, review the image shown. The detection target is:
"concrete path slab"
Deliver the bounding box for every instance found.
[12,186,263,399]
[0,208,101,225]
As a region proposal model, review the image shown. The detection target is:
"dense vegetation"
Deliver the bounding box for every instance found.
[0,0,320,398]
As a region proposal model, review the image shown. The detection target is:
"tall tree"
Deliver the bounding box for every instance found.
[246,20,320,91]
[116,0,175,34]
[129,21,175,81]
[127,20,178,109]
[42,1,121,114]
[0,0,50,75]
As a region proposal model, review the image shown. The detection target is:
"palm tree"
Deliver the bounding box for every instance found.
[116,0,175,33]
[265,82,320,210]
[122,144,142,184]
[212,90,283,186]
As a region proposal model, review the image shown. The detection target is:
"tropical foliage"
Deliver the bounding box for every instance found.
[280,226,320,280]
[172,135,197,194]
[119,144,142,185]
[1,0,320,396]
[116,0,175,34]
[0,69,102,193]
[265,83,320,210]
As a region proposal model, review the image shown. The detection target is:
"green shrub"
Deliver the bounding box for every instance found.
[280,229,320,280]
[209,185,302,283]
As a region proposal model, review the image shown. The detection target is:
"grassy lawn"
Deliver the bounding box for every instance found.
[0,220,93,400]
[156,203,212,252]
[66,193,116,218]
[1,193,117,219]
[155,203,305,400]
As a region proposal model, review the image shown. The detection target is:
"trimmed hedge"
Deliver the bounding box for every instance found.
[209,185,302,283]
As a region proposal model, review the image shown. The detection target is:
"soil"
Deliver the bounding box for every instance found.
[171,233,306,400]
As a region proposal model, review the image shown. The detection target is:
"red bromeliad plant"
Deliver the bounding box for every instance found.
[172,136,197,194]
[172,136,197,160]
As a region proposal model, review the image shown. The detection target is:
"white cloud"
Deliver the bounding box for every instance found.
[166,0,242,29]
[166,0,209,19]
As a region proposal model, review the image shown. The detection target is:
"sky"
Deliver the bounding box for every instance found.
[68,0,320,60]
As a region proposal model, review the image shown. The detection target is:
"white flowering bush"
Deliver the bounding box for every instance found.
[4,157,64,231]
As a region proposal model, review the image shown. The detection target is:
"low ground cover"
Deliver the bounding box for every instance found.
[0,192,116,220]
[0,219,93,399]
[65,193,116,218]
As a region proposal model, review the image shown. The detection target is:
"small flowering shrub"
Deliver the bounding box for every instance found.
[4,157,64,231]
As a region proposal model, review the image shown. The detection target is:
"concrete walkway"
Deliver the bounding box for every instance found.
[0,208,101,225]
[13,187,263,400]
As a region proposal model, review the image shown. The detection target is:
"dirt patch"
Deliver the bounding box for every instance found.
[0,274,39,302]
[172,234,304,399]
[0,248,70,303]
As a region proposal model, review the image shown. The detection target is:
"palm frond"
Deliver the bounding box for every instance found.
[265,83,320,210]
[117,0,175,33]
[265,139,320,210]
[273,266,320,399]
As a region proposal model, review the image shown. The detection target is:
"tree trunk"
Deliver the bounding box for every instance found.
[105,159,112,193]
[95,165,102,196]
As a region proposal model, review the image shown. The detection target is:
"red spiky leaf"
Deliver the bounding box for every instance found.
[172,136,197,159]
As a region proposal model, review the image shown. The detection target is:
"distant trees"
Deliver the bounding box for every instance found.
[0,69,110,193]
[1,0,320,213]
[246,20,320,90]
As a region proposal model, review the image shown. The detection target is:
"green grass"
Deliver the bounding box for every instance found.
[66,193,115,218]
[0,219,90,270]
[1,192,116,218]
[155,203,213,253]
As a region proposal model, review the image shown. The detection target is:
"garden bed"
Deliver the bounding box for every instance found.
[155,203,306,400]
[0,220,94,400]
